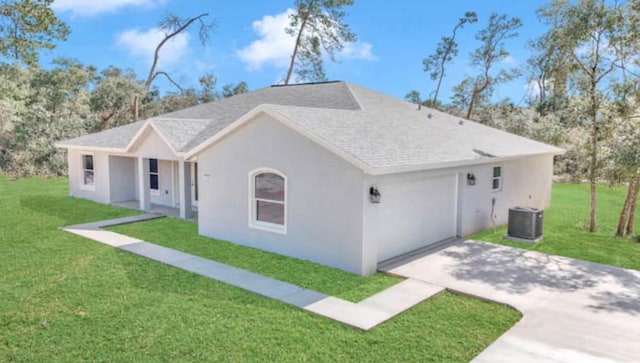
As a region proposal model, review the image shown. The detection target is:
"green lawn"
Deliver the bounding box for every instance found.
[471,183,640,270]
[109,218,397,302]
[0,176,520,362]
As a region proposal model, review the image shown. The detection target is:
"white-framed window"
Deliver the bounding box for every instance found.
[492,166,502,191]
[149,158,159,194]
[81,154,95,190]
[249,168,287,234]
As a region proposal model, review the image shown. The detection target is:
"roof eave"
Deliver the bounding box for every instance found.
[367,149,566,176]
[54,143,127,153]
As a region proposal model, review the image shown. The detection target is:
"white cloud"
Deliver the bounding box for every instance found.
[501,55,518,65]
[340,42,376,61]
[53,0,161,17]
[237,10,295,70]
[116,27,190,68]
[237,9,376,70]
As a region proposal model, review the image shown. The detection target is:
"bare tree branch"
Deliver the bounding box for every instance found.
[144,13,211,95]
[151,71,185,93]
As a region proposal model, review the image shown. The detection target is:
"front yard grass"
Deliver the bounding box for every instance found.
[471,183,640,271]
[0,176,520,362]
[109,218,397,302]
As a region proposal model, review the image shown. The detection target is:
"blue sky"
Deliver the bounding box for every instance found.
[47,0,547,104]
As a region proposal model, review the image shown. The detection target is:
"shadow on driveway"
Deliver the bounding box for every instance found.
[440,241,640,315]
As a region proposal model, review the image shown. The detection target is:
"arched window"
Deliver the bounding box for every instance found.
[249,169,287,233]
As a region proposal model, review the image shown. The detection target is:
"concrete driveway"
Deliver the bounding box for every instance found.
[381,241,640,363]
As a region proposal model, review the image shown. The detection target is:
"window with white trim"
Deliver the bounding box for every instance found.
[250,169,286,233]
[149,158,159,193]
[492,166,502,191]
[81,154,94,188]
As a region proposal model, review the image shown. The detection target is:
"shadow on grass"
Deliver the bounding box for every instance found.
[442,242,640,315]
[20,195,137,225]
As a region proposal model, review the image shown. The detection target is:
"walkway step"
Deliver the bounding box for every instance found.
[359,279,444,316]
[305,297,389,330]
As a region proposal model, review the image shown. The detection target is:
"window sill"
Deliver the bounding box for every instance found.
[150,189,160,196]
[249,221,287,235]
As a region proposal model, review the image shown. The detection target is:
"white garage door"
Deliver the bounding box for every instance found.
[377,174,458,262]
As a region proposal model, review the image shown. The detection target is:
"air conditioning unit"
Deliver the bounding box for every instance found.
[506,207,543,242]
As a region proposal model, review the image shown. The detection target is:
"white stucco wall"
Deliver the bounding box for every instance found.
[458,154,554,236]
[130,128,178,161]
[67,149,111,204]
[360,153,555,273]
[197,114,368,275]
[129,129,178,207]
[108,156,136,203]
[149,159,174,207]
[68,150,177,207]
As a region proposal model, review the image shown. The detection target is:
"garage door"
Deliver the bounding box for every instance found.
[376,174,458,262]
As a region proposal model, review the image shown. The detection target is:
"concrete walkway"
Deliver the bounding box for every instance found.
[382,240,640,363]
[63,214,444,331]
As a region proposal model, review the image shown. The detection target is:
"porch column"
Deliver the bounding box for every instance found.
[179,160,192,219]
[138,157,151,211]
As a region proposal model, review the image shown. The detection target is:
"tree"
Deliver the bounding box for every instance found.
[608,117,640,237]
[423,11,477,106]
[91,66,143,131]
[404,90,422,105]
[284,0,357,84]
[222,81,248,98]
[0,60,94,176]
[143,13,215,95]
[136,12,215,119]
[0,0,69,66]
[537,0,636,232]
[197,73,219,103]
[464,13,522,120]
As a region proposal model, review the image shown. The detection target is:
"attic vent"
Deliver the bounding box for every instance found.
[427,113,432,119]
[473,149,496,158]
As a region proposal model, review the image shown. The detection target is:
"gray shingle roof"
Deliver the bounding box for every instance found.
[150,118,210,152]
[56,81,563,173]
[261,84,562,169]
[57,81,359,153]
[57,120,146,149]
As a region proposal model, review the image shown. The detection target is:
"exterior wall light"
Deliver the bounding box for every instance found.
[467,173,476,186]
[369,186,381,203]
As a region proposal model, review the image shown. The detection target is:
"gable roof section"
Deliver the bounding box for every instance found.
[55,81,360,155]
[55,120,146,151]
[183,105,373,172]
[172,81,360,152]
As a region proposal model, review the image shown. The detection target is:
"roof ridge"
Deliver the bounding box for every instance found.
[269,80,342,88]
[342,82,364,111]
[152,117,212,122]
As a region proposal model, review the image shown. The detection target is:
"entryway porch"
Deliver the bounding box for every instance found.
[113,200,198,222]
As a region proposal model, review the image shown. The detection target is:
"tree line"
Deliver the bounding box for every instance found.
[2,0,640,237]
[0,0,354,179]
[410,0,640,237]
